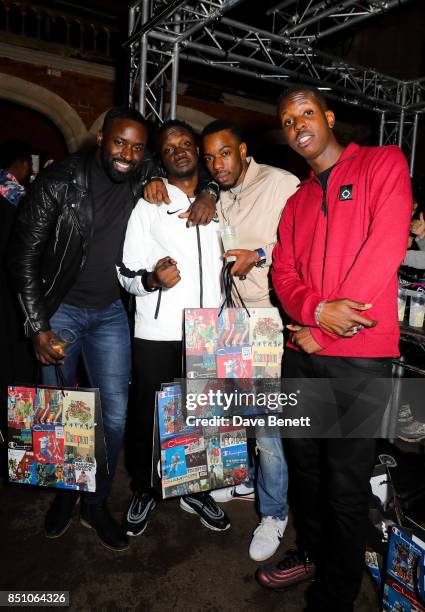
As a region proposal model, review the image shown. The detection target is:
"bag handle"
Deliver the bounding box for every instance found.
[35,362,66,397]
[219,262,250,317]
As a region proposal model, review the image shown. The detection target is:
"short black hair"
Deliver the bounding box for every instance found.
[277,84,329,115]
[0,139,32,169]
[102,106,148,134]
[201,119,243,143]
[154,119,197,152]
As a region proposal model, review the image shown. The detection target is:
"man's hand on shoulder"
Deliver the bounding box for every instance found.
[143,178,171,205]
[226,249,259,277]
[149,256,181,289]
[319,299,377,337]
[32,330,65,365]
[179,189,216,227]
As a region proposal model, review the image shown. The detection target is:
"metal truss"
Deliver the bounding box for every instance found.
[126,0,424,174]
[267,0,414,43]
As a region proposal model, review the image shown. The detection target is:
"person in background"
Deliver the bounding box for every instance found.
[0,139,33,207]
[0,140,36,485]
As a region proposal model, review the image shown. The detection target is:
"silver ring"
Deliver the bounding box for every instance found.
[351,325,361,334]
[240,275,247,281]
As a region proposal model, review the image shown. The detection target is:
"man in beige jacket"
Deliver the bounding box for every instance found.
[202,119,298,562]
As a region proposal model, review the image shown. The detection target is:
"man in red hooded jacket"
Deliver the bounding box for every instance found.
[256,85,411,612]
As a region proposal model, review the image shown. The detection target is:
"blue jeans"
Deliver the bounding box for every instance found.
[256,428,289,520]
[42,300,131,504]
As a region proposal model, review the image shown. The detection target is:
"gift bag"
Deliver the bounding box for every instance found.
[7,379,106,492]
[185,262,284,380]
[383,523,425,611]
[185,306,284,380]
[151,383,249,499]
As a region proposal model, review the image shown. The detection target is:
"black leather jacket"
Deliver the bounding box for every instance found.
[8,149,154,336]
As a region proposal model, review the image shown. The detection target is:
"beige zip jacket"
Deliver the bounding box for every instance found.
[217,157,299,308]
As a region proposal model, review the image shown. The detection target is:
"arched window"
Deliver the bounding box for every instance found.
[51,16,67,45]
[96,27,108,55]
[9,3,23,35]
[69,20,81,48]
[83,24,95,51]
[40,12,51,41]
[24,8,38,37]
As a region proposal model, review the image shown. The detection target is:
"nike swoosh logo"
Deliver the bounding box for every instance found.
[166,209,183,215]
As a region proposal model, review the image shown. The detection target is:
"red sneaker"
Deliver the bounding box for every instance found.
[256,548,316,591]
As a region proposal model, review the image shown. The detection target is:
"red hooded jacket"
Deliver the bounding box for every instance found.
[271,143,412,357]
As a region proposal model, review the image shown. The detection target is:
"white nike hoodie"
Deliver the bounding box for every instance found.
[117,182,223,341]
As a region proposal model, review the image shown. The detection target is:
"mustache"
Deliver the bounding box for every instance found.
[112,157,137,168]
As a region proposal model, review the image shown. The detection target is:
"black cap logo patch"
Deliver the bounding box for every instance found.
[339,185,353,201]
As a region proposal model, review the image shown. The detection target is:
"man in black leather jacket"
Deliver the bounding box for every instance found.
[8,106,218,551]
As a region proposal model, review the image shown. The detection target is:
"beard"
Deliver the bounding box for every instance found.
[101,149,140,183]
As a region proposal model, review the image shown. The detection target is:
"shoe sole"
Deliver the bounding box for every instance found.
[125,499,157,537]
[211,493,255,503]
[126,521,148,537]
[80,517,129,551]
[232,494,255,502]
[180,499,231,532]
[45,497,80,539]
[249,546,281,563]
[45,516,73,539]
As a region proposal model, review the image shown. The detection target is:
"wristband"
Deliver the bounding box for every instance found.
[254,247,267,268]
[314,300,325,327]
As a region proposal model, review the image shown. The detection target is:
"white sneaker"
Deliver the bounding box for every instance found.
[249,515,288,562]
[210,484,255,503]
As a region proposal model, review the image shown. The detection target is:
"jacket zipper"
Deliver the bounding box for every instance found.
[321,184,329,293]
[44,226,74,297]
[67,205,87,270]
[18,293,37,334]
[196,225,204,308]
[153,195,203,319]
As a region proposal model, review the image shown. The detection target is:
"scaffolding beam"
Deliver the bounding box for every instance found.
[126,0,424,168]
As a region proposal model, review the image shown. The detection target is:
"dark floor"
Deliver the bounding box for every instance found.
[1,456,379,612]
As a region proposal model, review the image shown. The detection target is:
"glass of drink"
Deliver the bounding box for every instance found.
[50,328,74,358]
[409,294,425,328]
[218,226,238,263]
[398,288,407,322]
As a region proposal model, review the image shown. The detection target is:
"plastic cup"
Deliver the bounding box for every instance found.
[398,288,407,322]
[409,294,425,328]
[218,226,238,262]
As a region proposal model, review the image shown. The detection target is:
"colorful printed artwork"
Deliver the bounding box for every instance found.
[382,526,425,612]
[157,385,248,499]
[7,386,98,492]
[184,307,283,380]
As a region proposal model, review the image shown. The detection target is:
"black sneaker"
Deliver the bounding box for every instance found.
[180,493,230,531]
[80,502,129,551]
[256,548,316,591]
[123,492,157,537]
[45,491,80,539]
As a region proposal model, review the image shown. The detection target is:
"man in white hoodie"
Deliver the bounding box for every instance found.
[117,120,230,536]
